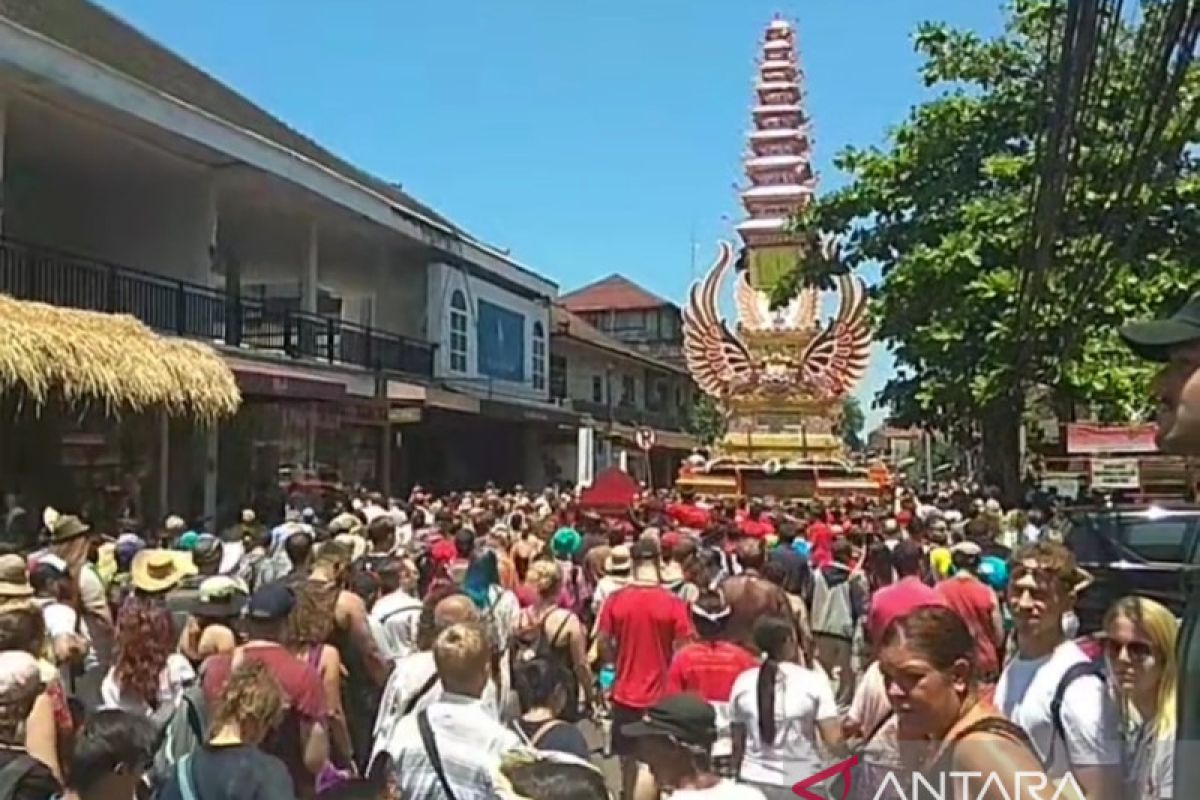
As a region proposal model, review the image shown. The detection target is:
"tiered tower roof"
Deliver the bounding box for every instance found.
[737,17,816,247]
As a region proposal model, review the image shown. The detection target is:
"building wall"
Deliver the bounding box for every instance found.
[426,262,550,402]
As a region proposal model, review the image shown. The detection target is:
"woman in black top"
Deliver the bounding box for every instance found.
[158,659,293,800]
[510,658,590,760]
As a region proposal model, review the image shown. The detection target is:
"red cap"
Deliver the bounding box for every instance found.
[661,531,682,552]
[430,540,457,564]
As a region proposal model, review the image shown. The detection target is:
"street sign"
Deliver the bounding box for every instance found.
[1090,458,1141,491]
[635,427,656,451]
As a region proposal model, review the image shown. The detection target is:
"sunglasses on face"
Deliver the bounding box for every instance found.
[1102,637,1155,663]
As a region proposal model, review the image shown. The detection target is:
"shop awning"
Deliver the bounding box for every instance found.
[226,357,347,401]
[480,395,582,426]
[0,294,241,421]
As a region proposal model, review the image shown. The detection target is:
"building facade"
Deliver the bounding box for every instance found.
[560,275,686,367]
[0,0,573,525]
[547,306,697,489]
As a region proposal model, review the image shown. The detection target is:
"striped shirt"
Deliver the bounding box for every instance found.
[386,692,521,800]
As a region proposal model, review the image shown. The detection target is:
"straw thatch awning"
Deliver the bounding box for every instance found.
[0,294,241,421]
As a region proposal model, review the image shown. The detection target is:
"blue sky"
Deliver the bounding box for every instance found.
[96,0,1005,429]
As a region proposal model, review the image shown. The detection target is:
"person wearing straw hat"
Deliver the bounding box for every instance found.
[1119,293,1200,454]
[591,544,632,617]
[0,553,34,610]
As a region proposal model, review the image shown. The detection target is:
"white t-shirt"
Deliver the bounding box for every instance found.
[100,652,195,716]
[668,781,766,799]
[730,662,838,786]
[371,590,423,660]
[994,640,1122,778]
[39,600,98,673]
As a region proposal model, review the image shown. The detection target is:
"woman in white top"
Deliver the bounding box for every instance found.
[1103,596,1177,800]
[100,593,193,718]
[731,615,845,800]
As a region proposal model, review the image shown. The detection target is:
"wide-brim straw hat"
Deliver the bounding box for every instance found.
[605,545,632,574]
[48,515,91,544]
[130,549,197,594]
[0,554,33,599]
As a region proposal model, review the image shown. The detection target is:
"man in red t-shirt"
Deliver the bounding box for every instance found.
[666,588,758,767]
[807,507,834,568]
[666,490,710,531]
[202,583,328,797]
[935,541,1004,679]
[865,540,946,646]
[598,538,694,799]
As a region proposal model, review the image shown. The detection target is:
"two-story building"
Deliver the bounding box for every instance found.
[546,305,697,489]
[560,274,686,367]
[0,0,573,525]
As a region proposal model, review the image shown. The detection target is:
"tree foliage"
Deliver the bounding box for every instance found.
[774,0,1199,475]
[841,395,867,451]
[687,394,727,448]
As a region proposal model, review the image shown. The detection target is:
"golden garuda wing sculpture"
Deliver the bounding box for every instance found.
[683,242,755,399]
[683,241,871,401]
[798,272,871,397]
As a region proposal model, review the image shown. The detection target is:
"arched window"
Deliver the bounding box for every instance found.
[531,321,546,390]
[449,290,468,373]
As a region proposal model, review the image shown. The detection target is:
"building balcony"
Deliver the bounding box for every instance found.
[0,238,435,379]
[571,399,689,432]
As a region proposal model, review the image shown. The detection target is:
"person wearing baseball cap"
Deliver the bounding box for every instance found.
[621,693,765,799]
[199,581,328,794]
[1120,293,1200,453]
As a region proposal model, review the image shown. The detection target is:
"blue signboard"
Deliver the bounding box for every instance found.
[477,300,525,382]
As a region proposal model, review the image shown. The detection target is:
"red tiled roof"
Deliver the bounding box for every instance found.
[550,306,687,375]
[560,275,675,312]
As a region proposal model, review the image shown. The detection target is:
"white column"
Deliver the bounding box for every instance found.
[301,221,319,313]
[203,425,218,529]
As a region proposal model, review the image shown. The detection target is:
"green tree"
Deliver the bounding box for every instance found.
[687,394,727,448]
[774,0,1199,497]
[841,395,866,451]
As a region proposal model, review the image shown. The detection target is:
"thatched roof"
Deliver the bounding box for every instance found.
[0,295,241,421]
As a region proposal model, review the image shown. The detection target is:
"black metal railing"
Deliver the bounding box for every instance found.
[571,398,689,432]
[0,238,435,378]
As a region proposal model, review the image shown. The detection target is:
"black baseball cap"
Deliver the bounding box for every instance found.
[1120,294,1200,363]
[621,693,716,747]
[246,582,295,621]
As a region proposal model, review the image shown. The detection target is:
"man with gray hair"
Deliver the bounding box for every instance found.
[385,622,521,800]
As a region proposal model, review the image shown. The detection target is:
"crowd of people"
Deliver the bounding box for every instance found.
[0,483,1177,800]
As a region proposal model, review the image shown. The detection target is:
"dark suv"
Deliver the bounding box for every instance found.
[1063,504,1200,634]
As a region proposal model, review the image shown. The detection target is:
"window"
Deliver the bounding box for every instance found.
[620,375,636,406]
[449,290,468,373]
[531,322,546,391]
[592,375,604,403]
[549,355,567,400]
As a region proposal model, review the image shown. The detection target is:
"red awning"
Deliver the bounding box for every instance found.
[579,467,641,513]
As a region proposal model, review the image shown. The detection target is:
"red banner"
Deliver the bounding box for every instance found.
[1066,423,1158,455]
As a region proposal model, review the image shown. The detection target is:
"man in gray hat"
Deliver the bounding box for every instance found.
[1120,293,1200,453]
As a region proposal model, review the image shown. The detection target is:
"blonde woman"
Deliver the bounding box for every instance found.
[1102,597,1177,800]
[513,561,594,722]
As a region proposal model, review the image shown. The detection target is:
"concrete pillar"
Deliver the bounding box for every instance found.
[203,425,218,530]
[301,221,319,313]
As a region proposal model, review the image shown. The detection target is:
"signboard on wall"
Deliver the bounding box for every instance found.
[1067,424,1157,455]
[477,299,526,382]
[1090,458,1141,491]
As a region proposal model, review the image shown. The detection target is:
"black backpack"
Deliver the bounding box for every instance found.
[0,755,41,800]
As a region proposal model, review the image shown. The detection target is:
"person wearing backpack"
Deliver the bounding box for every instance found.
[993,541,1122,800]
[0,652,59,800]
[156,660,293,800]
[511,562,593,725]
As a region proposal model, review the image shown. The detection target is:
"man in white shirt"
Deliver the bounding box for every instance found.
[382,621,519,800]
[369,558,422,660]
[994,541,1121,800]
[371,592,507,769]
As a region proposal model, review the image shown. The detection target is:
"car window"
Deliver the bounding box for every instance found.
[1119,515,1200,563]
